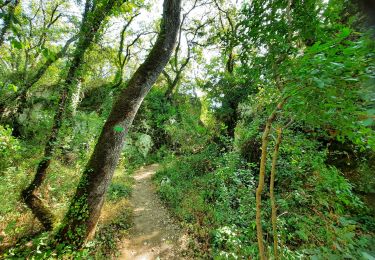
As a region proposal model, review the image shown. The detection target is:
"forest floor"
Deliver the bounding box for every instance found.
[119,164,190,259]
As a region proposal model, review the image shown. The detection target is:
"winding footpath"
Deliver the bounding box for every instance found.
[119,164,189,259]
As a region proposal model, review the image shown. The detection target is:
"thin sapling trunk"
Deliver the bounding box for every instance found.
[270,127,282,260]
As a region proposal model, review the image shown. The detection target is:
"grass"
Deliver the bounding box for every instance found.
[0,156,135,259]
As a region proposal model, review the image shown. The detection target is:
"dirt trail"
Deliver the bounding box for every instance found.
[119,164,189,260]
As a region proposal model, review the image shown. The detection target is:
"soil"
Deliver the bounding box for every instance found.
[119,164,190,260]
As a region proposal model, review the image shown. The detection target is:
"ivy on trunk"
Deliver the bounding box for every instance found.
[56,0,182,246]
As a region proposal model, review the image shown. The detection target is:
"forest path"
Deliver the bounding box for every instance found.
[119,164,189,260]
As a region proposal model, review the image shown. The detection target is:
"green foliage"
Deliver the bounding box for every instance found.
[0,82,18,94]
[2,166,133,259]
[90,206,132,258]
[133,88,178,149]
[57,111,104,164]
[107,182,131,201]
[122,132,155,171]
[281,31,375,150]
[201,71,255,132]
[1,0,375,258]
[155,127,375,258]
[0,125,21,172]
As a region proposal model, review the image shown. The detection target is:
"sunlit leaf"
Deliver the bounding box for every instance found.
[11,39,23,49]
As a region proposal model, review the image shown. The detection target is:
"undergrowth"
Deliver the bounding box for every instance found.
[154,133,375,259]
[0,128,135,259]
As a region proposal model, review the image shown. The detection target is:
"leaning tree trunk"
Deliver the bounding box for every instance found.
[21,0,122,230]
[56,0,181,246]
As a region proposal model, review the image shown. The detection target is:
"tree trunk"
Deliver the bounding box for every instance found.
[56,0,181,246]
[164,73,180,101]
[255,98,287,260]
[9,36,77,137]
[226,51,234,74]
[21,88,68,229]
[21,0,121,230]
[224,52,236,138]
[226,100,238,138]
[70,79,82,116]
[270,127,282,260]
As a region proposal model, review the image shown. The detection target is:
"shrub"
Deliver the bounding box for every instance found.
[0,125,21,173]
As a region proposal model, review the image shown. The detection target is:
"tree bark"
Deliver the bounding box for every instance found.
[255,98,287,260]
[270,127,282,260]
[226,51,234,74]
[21,0,122,230]
[225,99,238,138]
[164,71,181,100]
[56,0,181,246]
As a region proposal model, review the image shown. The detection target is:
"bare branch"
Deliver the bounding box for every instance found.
[162,69,173,86]
[118,13,141,69]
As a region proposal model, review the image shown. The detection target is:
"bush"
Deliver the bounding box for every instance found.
[154,130,375,258]
[107,183,132,201]
[0,125,21,173]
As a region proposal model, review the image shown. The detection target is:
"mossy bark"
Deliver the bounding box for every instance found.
[56,0,181,246]
[0,35,77,122]
[21,0,121,230]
